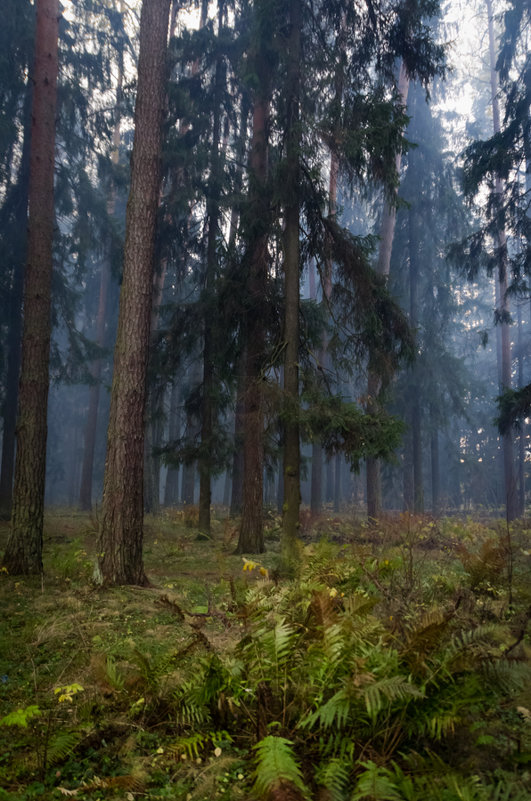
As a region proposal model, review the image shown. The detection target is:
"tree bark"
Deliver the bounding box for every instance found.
[198,0,225,537]
[0,99,32,519]
[281,0,302,559]
[97,0,171,585]
[487,0,517,521]
[408,204,424,514]
[163,380,181,506]
[79,58,123,512]
[230,353,245,517]
[430,423,440,516]
[2,0,59,575]
[236,9,272,553]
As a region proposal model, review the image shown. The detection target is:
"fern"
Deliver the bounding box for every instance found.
[105,656,125,691]
[169,731,210,760]
[351,760,402,800]
[253,736,310,800]
[315,757,350,801]
[46,730,83,765]
[173,680,210,727]
[361,675,424,722]
[301,687,351,730]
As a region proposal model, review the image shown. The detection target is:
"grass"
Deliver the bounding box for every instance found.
[0,508,530,800]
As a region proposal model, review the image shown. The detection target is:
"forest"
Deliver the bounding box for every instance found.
[0,0,530,798]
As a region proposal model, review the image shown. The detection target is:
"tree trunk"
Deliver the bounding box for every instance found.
[79,61,123,512]
[333,452,341,513]
[408,205,424,514]
[2,0,59,575]
[430,424,440,516]
[198,0,225,537]
[163,380,180,506]
[281,0,302,559]
[487,0,517,521]
[366,61,409,520]
[230,354,245,517]
[236,8,272,553]
[97,0,171,585]
[517,304,525,516]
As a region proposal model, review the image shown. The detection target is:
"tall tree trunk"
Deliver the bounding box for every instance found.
[366,61,409,520]
[281,0,302,559]
[333,452,341,513]
[236,4,272,553]
[163,380,181,506]
[0,104,32,519]
[430,423,440,516]
[2,0,59,575]
[79,59,123,512]
[97,0,171,586]
[487,0,517,521]
[408,205,423,514]
[230,354,245,517]
[198,0,225,537]
[517,303,525,516]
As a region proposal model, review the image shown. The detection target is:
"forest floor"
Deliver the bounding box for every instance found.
[0,508,530,801]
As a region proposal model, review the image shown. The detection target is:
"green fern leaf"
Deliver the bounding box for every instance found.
[351,760,401,800]
[47,730,82,765]
[315,757,351,801]
[361,675,424,722]
[301,688,351,730]
[253,735,310,800]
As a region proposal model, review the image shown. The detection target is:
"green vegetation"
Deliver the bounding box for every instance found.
[0,510,530,800]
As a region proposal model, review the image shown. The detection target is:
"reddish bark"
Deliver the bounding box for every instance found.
[98,0,171,585]
[3,0,59,575]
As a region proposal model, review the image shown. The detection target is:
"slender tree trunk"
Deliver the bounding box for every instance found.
[198,0,225,537]
[236,13,272,553]
[230,354,245,517]
[487,0,517,521]
[408,205,424,514]
[281,0,302,559]
[366,61,409,520]
[0,78,33,520]
[79,61,123,512]
[517,304,525,516]
[333,453,341,513]
[163,381,181,506]
[2,0,59,575]
[97,0,171,586]
[431,423,440,516]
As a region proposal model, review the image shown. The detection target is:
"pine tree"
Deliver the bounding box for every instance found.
[97,0,171,586]
[2,0,59,575]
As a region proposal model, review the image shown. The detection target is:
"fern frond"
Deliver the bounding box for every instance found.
[105,656,125,691]
[351,760,402,800]
[315,757,351,801]
[47,730,83,765]
[308,589,338,629]
[173,681,210,727]
[168,731,209,759]
[322,623,347,666]
[403,609,449,666]
[360,675,424,722]
[253,736,310,800]
[301,688,351,730]
[481,659,530,696]
[267,621,298,667]
[342,592,378,618]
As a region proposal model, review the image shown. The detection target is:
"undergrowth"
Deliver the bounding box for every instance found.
[0,510,529,800]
